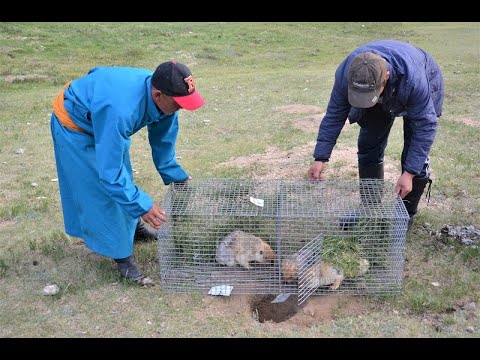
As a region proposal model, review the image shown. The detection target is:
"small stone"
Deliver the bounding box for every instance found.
[31,182,38,187]
[43,284,59,296]
[465,326,474,333]
[15,148,25,154]
[461,238,474,246]
[138,277,154,287]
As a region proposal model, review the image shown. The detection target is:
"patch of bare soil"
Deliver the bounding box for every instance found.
[423,189,451,212]
[278,105,480,130]
[0,47,21,52]
[287,294,367,326]
[250,293,367,325]
[13,36,40,41]
[216,142,400,184]
[0,220,16,230]
[276,104,324,114]
[3,74,52,83]
[452,117,479,128]
[277,104,325,133]
[216,143,314,179]
[291,115,325,133]
[194,293,367,329]
[195,294,252,320]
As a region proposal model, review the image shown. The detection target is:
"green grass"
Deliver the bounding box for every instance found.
[0,22,479,338]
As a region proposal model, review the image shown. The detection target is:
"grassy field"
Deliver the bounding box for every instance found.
[0,22,479,338]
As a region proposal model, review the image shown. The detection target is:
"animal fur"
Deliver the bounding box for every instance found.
[302,262,344,290]
[282,251,370,290]
[215,230,275,269]
[282,255,344,290]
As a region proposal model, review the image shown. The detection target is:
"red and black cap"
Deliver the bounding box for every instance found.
[151,61,205,110]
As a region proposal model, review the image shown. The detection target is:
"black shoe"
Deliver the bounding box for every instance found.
[115,256,143,279]
[114,256,154,287]
[134,218,158,242]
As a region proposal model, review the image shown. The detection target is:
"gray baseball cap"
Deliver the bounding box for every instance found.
[348,52,387,108]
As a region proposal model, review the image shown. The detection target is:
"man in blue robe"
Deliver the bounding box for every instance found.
[50,61,205,285]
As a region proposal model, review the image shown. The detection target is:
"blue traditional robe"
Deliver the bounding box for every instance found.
[50,66,188,258]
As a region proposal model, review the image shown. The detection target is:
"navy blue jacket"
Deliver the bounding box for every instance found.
[313,40,444,175]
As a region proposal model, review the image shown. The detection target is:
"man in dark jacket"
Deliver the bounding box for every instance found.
[307,40,444,229]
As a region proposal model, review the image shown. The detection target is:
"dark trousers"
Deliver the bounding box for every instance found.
[356,104,430,178]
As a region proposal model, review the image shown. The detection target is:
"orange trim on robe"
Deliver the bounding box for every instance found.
[52,81,86,133]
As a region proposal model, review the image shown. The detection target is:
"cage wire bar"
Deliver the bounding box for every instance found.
[158,178,410,298]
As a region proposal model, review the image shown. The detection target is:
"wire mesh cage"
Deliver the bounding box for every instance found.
[158,178,409,301]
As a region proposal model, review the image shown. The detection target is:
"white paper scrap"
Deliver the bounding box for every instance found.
[249,196,264,207]
[208,285,233,296]
[271,293,291,303]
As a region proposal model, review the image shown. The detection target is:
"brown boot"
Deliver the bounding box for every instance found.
[134,218,158,242]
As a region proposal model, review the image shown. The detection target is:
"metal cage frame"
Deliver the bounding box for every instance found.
[158,178,409,302]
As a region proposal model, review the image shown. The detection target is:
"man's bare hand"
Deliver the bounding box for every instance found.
[141,204,167,229]
[308,161,325,180]
[395,171,415,198]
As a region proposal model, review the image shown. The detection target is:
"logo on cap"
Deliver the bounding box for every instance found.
[352,81,376,90]
[184,75,195,94]
[151,61,205,111]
